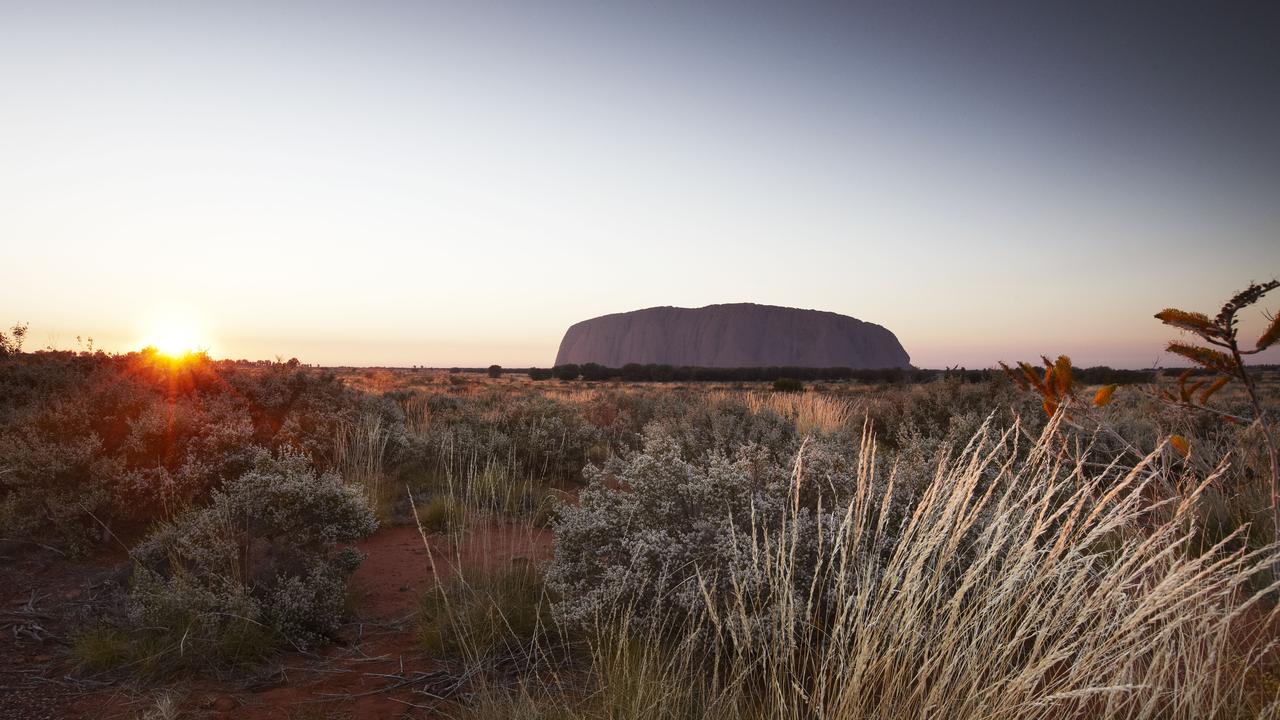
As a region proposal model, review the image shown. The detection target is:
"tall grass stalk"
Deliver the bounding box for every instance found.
[334,412,389,512]
[410,486,559,680]
[426,423,555,518]
[400,392,432,439]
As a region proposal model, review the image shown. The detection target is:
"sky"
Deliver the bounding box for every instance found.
[2,1,1278,368]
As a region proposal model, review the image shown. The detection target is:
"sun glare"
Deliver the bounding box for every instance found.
[143,310,209,357]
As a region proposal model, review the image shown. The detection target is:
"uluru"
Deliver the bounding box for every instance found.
[554,303,911,369]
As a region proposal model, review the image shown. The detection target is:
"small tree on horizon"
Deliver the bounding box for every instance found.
[552,364,580,381]
[580,362,611,381]
[0,322,29,358]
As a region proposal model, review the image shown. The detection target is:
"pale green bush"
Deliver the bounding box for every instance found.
[548,429,877,641]
[127,449,377,665]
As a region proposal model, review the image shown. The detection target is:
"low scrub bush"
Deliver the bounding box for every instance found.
[0,350,366,549]
[645,395,801,465]
[770,377,803,392]
[108,449,377,673]
[548,430,873,638]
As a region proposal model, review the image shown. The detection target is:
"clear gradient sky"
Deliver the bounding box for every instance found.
[2,1,1278,368]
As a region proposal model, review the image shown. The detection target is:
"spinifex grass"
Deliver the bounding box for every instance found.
[706,388,857,436]
[410,489,558,675]
[334,411,391,515]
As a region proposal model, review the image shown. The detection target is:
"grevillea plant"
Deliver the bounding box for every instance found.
[1153,280,1280,549]
[998,354,1113,418]
[998,354,1146,463]
[1003,279,1280,551]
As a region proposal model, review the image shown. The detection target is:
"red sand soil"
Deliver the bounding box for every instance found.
[221,523,552,720]
[0,538,130,720]
[1,524,551,720]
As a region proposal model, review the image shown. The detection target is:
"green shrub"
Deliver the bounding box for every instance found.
[117,449,377,673]
[71,626,133,673]
[417,494,465,534]
[548,432,860,636]
[771,377,803,392]
[551,364,580,381]
[580,363,611,381]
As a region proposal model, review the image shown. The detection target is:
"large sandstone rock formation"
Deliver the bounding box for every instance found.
[554,303,911,369]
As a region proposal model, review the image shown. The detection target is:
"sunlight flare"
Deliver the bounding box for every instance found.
[142,309,209,357]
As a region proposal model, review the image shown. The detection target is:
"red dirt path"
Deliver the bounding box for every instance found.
[1,524,550,719]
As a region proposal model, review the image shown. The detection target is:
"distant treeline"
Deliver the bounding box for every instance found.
[512,363,1158,385]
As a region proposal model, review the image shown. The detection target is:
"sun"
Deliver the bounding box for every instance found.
[143,310,209,357]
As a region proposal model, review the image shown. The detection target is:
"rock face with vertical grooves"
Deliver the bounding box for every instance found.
[554,303,911,369]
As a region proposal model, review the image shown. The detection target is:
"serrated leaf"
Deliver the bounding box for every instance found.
[1258,313,1280,351]
[1166,342,1236,374]
[1199,376,1230,404]
[1155,308,1224,338]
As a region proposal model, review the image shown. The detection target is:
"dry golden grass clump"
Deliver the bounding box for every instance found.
[400,392,432,438]
[415,415,1280,719]
[701,388,857,436]
[746,389,856,436]
[679,420,1280,719]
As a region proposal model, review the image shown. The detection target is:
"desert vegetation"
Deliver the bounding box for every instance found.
[3,314,1279,717]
